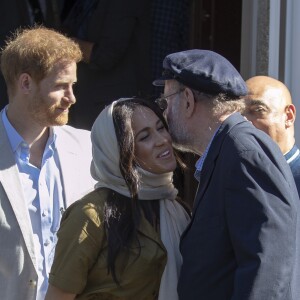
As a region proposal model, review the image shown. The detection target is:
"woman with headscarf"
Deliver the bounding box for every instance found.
[45,98,190,300]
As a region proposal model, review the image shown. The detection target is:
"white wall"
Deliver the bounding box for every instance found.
[284,0,300,144]
[241,0,299,144]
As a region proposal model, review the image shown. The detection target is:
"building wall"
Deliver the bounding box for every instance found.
[285,0,300,145]
[240,0,299,144]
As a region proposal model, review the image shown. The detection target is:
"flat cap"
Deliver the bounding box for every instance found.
[153,49,247,97]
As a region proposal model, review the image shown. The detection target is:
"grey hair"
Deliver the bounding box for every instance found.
[172,80,246,117]
[191,88,245,117]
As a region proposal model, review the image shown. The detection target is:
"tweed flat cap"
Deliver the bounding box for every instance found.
[153,49,247,97]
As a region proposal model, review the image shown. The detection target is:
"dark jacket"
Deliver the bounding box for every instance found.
[63,0,152,129]
[178,113,300,300]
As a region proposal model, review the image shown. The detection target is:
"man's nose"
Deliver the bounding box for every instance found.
[65,87,76,104]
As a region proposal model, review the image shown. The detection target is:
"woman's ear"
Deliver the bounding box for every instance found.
[285,104,296,128]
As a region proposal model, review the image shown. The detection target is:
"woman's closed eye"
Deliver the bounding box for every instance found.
[138,131,150,141]
[157,124,165,132]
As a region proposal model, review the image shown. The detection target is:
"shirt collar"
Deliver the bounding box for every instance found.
[1,106,57,152]
[284,145,300,164]
[48,127,57,150]
[1,106,24,153]
[194,126,220,181]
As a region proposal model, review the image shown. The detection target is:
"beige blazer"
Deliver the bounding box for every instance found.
[0,118,96,300]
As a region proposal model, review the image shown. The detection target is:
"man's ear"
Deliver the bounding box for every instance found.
[184,87,196,118]
[19,73,33,94]
[285,104,296,128]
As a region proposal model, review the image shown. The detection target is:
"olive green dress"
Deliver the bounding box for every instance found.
[49,188,167,300]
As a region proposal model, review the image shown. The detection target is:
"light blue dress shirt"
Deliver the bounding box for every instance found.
[2,108,65,300]
[194,126,220,182]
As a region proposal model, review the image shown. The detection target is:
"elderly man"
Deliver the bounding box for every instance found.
[154,49,300,299]
[244,75,299,194]
[0,27,95,300]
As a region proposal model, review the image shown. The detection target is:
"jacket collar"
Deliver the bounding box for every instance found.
[193,112,247,211]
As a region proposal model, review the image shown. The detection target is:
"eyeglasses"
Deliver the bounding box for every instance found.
[155,88,185,111]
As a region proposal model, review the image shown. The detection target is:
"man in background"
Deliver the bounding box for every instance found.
[244,75,299,194]
[61,0,152,129]
[0,27,95,300]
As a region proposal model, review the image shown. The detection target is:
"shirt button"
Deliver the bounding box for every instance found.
[44,240,50,246]
[42,210,47,217]
[29,279,37,288]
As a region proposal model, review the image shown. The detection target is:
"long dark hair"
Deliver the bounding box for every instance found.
[104,98,169,284]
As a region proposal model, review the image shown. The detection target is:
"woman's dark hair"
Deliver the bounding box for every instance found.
[104,98,168,284]
[113,98,170,199]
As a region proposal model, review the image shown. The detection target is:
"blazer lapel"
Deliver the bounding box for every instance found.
[0,119,37,268]
[193,113,248,216]
[180,152,220,240]
[55,127,81,207]
[193,159,217,211]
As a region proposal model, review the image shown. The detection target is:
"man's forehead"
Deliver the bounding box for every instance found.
[246,95,284,116]
[247,87,281,104]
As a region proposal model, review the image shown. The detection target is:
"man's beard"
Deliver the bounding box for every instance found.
[28,93,70,127]
[167,108,194,153]
[169,125,195,153]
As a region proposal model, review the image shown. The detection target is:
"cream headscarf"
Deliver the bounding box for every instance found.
[91,100,190,300]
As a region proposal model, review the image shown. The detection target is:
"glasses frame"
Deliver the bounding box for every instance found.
[155,88,185,111]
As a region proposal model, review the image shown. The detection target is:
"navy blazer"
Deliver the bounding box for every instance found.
[178,113,300,300]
